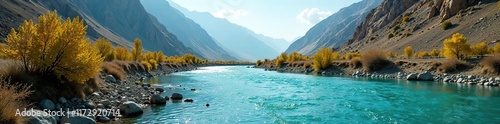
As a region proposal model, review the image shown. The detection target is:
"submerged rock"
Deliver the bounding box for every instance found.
[184,98,194,102]
[171,93,183,100]
[150,94,166,104]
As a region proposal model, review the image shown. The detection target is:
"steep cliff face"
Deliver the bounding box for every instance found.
[341,0,499,54]
[348,0,420,45]
[140,0,238,60]
[35,0,198,56]
[285,0,382,55]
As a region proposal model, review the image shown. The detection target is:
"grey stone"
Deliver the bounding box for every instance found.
[184,98,194,102]
[61,114,96,124]
[119,101,143,117]
[171,93,183,100]
[25,109,57,124]
[457,78,464,83]
[97,116,111,123]
[406,73,418,80]
[38,99,55,110]
[58,97,67,104]
[417,71,434,81]
[154,88,164,92]
[82,101,96,109]
[101,99,111,107]
[150,94,166,104]
[106,75,117,83]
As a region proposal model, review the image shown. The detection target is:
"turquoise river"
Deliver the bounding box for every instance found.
[127,66,500,123]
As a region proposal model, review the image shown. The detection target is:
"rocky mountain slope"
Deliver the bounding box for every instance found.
[1,0,201,57]
[341,0,500,53]
[167,0,281,61]
[286,0,383,55]
[140,0,238,60]
[0,0,46,42]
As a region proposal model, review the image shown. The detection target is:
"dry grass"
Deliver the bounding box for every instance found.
[0,60,35,84]
[361,50,390,72]
[128,61,147,73]
[481,56,500,75]
[0,79,32,124]
[350,57,362,69]
[101,61,127,81]
[438,59,470,73]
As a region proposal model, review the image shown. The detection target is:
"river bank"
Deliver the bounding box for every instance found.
[27,62,198,123]
[254,59,500,87]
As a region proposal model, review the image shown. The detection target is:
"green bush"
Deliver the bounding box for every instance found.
[442,21,452,30]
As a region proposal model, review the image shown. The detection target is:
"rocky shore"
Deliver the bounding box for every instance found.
[27,63,198,124]
[255,62,500,87]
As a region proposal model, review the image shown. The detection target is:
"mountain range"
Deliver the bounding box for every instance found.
[286,0,383,55]
[167,0,289,61]
[140,0,238,60]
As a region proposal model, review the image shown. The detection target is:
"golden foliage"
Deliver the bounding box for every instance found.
[387,51,396,58]
[182,53,197,64]
[256,60,262,66]
[430,49,440,57]
[312,47,336,71]
[2,11,103,84]
[404,46,413,58]
[441,33,471,59]
[0,79,32,124]
[131,38,143,61]
[471,41,489,58]
[342,52,361,60]
[143,51,165,69]
[114,46,132,61]
[275,57,285,68]
[442,21,452,30]
[402,15,411,23]
[279,52,288,62]
[94,37,115,61]
[287,51,304,62]
[493,43,500,54]
[0,43,6,58]
[141,61,152,72]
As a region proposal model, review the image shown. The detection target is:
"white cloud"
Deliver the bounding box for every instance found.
[212,9,249,20]
[296,8,332,24]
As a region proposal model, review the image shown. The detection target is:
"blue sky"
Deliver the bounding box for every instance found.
[170,0,362,42]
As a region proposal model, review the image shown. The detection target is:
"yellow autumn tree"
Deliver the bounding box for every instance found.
[115,46,132,61]
[430,49,440,57]
[404,46,413,58]
[182,53,197,64]
[312,47,335,71]
[0,43,6,58]
[131,38,143,61]
[288,51,304,62]
[94,37,115,61]
[471,41,489,58]
[492,43,500,54]
[387,51,396,58]
[441,33,471,59]
[2,11,103,84]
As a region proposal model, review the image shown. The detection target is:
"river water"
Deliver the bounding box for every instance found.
[127,66,500,123]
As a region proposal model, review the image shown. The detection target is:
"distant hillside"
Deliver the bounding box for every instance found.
[140,0,238,60]
[286,0,382,55]
[168,0,281,61]
[341,0,500,54]
[1,0,201,57]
